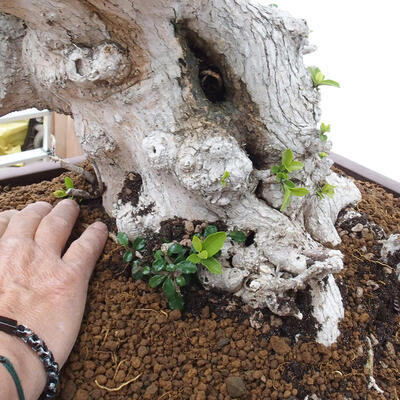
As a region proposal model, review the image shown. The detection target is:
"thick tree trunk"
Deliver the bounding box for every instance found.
[0,0,361,344]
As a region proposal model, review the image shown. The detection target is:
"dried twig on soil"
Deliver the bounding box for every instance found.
[94,373,142,392]
[135,308,168,317]
[352,251,393,270]
[365,336,384,394]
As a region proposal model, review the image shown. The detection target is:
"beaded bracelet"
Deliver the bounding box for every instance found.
[0,316,59,399]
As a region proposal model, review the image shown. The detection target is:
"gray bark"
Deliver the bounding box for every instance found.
[0,0,361,344]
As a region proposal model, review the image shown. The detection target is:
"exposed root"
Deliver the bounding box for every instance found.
[50,155,96,184]
[94,373,142,392]
[91,159,104,194]
[66,188,95,199]
[100,327,110,346]
[113,359,127,380]
[364,336,384,394]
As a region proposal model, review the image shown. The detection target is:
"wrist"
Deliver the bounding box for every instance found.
[0,331,46,400]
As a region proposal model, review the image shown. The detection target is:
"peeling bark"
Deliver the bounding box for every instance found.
[0,0,361,343]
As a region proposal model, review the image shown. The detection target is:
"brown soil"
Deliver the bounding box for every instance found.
[0,169,399,400]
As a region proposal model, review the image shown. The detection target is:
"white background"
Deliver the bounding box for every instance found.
[260,0,400,182]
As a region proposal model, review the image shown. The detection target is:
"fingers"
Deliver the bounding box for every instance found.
[2,202,53,239]
[35,199,80,255]
[0,210,19,238]
[62,221,108,280]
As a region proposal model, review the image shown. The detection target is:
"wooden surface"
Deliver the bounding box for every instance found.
[52,113,83,158]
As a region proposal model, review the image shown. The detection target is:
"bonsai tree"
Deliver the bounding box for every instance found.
[0,0,361,345]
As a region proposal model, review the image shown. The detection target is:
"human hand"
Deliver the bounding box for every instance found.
[0,200,108,400]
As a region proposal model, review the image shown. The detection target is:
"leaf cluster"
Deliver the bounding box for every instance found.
[187,232,226,274]
[271,149,309,212]
[319,123,330,142]
[316,183,336,200]
[117,225,247,310]
[53,177,74,199]
[308,67,340,88]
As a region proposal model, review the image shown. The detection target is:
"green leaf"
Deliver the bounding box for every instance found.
[319,133,328,142]
[204,225,218,237]
[168,293,184,310]
[320,123,331,133]
[149,275,166,288]
[167,243,186,257]
[276,172,288,182]
[162,277,176,298]
[315,71,325,83]
[271,165,280,175]
[283,179,295,189]
[287,160,304,172]
[166,264,176,272]
[319,152,328,158]
[176,261,197,274]
[290,187,309,197]
[154,250,164,260]
[133,237,146,251]
[176,276,186,287]
[202,232,227,257]
[220,170,230,187]
[198,250,209,259]
[280,188,292,212]
[320,79,340,88]
[281,149,293,170]
[53,189,67,198]
[229,231,247,242]
[200,257,222,274]
[269,3,278,7]
[187,253,201,264]
[123,251,133,262]
[117,232,130,247]
[322,183,336,198]
[142,266,151,275]
[152,258,166,272]
[64,177,74,189]
[192,235,203,252]
[131,261,143,280]
[307,66,318,81]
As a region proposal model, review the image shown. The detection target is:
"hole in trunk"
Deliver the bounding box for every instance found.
[75,59,84,76]
[245,231,256,247]
[178,26,226,103]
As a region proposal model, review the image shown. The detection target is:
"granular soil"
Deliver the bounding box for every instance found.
[0,169,399,400]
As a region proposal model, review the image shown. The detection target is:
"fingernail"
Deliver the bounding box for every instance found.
[91,221,108,232]
[61,199,79,208]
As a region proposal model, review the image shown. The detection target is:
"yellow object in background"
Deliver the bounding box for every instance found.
[0,119,29,156]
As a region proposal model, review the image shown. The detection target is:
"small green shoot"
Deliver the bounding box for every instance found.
[316,183,336,199]
[308,67,340,88]
[187,232,226,274]
[319,152,328,159]
[269,3,278,7]
[117,232,146,265]
[319,123,330,142]
[53,177,75,199]
[271,149,309,211]
[229,230,247,243]
[220,171,230,187]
